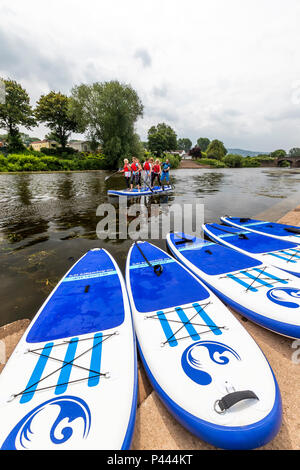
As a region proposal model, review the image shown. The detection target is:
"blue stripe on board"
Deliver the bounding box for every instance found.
[252,268,289,284]
[226,273,258,292]
[192,303,222,335]
[20,342,54,404]
[175,307,200,341]
[241,270,273,288]
[280,249,300,259]
[55,338,78,395]
[267,252,297,263]
[88,333,103,387]
[156,310,177,347]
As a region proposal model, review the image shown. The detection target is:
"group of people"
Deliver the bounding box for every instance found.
[120,157,171,191]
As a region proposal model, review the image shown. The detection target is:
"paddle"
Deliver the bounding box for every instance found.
[105,169,121,182]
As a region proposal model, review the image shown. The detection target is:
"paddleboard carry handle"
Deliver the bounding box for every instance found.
[214,390,259,414]
[135,242,163,276]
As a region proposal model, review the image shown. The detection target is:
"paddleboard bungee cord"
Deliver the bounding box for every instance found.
[167,231,300,339]
[0,249,137,450]
[10,333,115,402]
[126,241,282,449]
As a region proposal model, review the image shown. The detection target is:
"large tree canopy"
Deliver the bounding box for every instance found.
[197,137,210,152]
[147,122,177,156]
[289,148,300,157]
[70,80,143,167]
[178,137,192,153]
[35,92,78,150]
[0,78,35,151]
[206,139,227,160]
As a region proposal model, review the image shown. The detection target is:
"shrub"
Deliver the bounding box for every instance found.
[222,154,243,168]
[197,158,227,168]
[241,157,260,167]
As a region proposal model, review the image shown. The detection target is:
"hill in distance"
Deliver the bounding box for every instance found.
[227,148,269,157]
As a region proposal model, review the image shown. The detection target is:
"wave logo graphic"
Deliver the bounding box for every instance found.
[1,396,91,450]
[181,341,241,385]
[267,287,300,309]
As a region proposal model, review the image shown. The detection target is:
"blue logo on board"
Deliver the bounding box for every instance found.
[1,396,91,450]
[267,287,300,308]
[181,341,241,385]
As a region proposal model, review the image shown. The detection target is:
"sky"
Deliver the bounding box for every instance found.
[1,0,300,152]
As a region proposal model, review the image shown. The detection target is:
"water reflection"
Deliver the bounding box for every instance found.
[1,168,300,327]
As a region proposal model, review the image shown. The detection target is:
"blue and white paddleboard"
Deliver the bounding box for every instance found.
[0,249,137,450]
[203,223,300,278]
[167,233,300,339]
[126,241,282,450]
[221,216,300,244]
[108,185,173,197]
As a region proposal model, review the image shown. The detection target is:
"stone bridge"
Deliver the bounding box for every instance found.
[276,155,300,167]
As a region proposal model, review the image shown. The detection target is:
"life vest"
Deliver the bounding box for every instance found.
[153,164,160,174]
[144,161,150,171]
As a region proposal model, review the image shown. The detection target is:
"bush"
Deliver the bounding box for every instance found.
[222,154,243,168]
[241,157,260,167]
[0,152,109,172]
[278,160,291,167]
[197,158,227,168]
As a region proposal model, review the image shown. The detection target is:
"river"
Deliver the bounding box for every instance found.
[1,167,300,327]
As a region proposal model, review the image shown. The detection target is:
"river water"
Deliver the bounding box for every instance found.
[1,167,300,327]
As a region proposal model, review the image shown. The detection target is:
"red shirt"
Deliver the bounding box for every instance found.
[153,164,160,173]
[144,162,150,171]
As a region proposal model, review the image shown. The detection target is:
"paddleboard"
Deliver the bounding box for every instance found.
[108,185,173,197]
[203,223,300,278]
[221,216,300,244]
[0,249,137,450]
[126,241,281,450]
[167,232,300,339]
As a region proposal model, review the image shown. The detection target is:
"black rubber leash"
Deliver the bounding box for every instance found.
[135,242,163,276]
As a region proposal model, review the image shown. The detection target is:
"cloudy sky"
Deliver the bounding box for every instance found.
[1,0,300,151]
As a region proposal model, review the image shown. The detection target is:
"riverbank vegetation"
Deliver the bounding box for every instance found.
[0,77,294,173]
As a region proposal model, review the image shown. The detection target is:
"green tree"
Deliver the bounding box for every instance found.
[289,148,300,157]
[197,137,210,152]
[178,138,192,153]
[35,91,78,150]
[147,122,177,156]
[270,149,286,159]
[206,139,227,160]
[70,81,143,168]
[0,78,36,152]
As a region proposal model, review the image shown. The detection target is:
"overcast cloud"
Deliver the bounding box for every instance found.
[1,0,300,151]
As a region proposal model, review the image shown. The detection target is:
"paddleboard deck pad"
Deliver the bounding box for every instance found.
[203,223,300,278]
[108,185,173,197]
[0,249,137,450]
[126,241,281,449]
[167,233,300,339]
[221,216,300,244]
